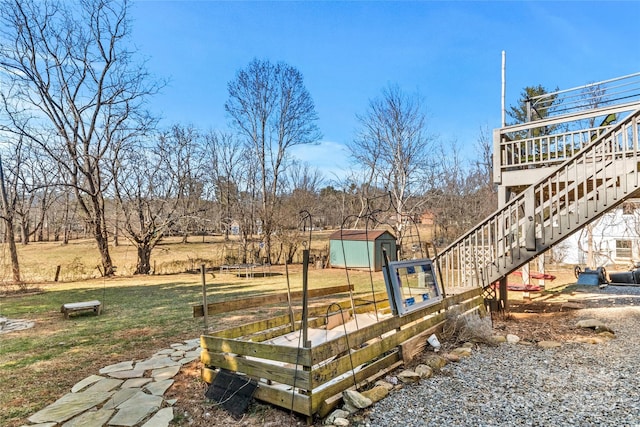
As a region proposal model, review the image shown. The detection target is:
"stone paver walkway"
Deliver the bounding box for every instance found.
[0,317,36,334]
[21,338,201,427]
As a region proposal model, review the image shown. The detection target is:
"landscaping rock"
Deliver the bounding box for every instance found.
[383,375,398,386]
[415,364,433,378]
[506,334,520,344]
[443,353,461,363]
[325,409,350,425]
[341,403,359,415]
[573,336,606,345]
[451,347,473,358]
[576,318,614,334]
[361,386,389,403]
[422,354,448,370]
[598,331,616,339]
[397,369,421,384]
[374,380,394,391]
[342,390,372,409]
[538,340,562,349]
[333,418,350,426]
[561,302,586,310]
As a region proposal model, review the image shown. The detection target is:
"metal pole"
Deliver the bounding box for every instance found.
[501,50,506,127]
[201,264,208,332]
[301,249,311,348]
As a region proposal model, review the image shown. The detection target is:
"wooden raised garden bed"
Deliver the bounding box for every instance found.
[196,286,484,419]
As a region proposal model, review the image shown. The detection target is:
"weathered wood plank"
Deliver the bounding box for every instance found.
[312,351,402,417]
[201,336,312,366]
[209,312,303,339]
[311,289,482,364]
[202,367,312,416]
[399,323,444,364]
[246,316,327,343]
[201,350,311,389]
[310,306,464,388]
[193,284,354,317]
[205,291,389,340]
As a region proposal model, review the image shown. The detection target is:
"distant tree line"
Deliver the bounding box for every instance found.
[0,0,497,281]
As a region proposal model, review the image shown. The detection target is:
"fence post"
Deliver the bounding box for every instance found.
[201,264,208,332]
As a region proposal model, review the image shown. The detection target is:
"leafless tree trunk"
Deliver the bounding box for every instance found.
[0,0,159,276]
[0,156,20,283]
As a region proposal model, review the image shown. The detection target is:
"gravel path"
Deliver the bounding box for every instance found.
[360,286,640,427]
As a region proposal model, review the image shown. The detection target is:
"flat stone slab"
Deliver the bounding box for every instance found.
[141,407,173,427]
[28,391,114,424]
[100,361,134,375]
[85,378,123,393]
[71,375,104,393]
[145,379,174,396]
[122,378,153,389]
[107,368,146,379]
[0,318,35,334]
[135,356,179,371]
[109,392,163,426]
[103,388,139,410]
[151,365,181,381]
[179,355,199,365]
[171,343,199,352]
[19,423,56,427]
[61,407,114,427]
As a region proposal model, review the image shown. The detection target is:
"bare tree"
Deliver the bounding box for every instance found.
[159,125,207,243]
[204,130,249,239]
[349,84,435,246]
[225,59,321,263]
[112,128,197,274]
[0,0,158,276]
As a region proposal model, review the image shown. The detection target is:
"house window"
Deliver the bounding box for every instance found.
[616,240,632,259]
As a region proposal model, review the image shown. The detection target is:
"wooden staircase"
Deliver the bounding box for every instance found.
[434,89,640,293]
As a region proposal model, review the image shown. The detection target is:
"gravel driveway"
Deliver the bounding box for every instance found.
[359,286,640,427]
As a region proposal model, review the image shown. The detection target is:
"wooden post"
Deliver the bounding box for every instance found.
[54,265,61,282]
[499,276,508,311]
[201,264,208,332]
[284,260,295,332]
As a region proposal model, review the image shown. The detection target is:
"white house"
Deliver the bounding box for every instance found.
[560,200,640,267]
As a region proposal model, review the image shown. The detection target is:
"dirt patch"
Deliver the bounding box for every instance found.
[168,362,307,426]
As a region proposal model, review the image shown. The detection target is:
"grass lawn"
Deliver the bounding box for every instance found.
[0,238,386,427]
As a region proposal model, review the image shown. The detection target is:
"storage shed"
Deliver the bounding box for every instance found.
[329,229,397,271]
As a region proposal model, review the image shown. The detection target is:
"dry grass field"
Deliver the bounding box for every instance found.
[0,233,386,427]
[0,233,580,427]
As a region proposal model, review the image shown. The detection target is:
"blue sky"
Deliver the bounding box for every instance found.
[129,1,640,178]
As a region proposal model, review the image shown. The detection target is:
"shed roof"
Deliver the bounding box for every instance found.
[328,229,395,242]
